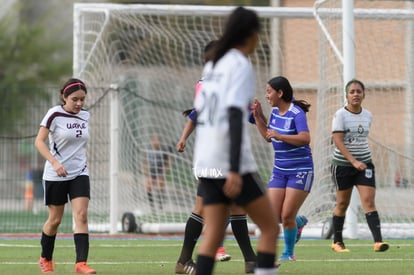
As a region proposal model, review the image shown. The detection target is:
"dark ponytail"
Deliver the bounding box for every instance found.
[268,76,311,113]
[212,7,260,66]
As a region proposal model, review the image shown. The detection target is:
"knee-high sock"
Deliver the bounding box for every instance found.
[74,233,89,263]
[230,215,256,262]
[177,213,203,264]
[333,215,345,243]
[255,252,277,275]
[366,211,383,242]
[40,232,56,261]
[195,255,215,275]
[282,227,297,256]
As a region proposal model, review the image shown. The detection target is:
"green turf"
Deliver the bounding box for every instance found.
[1,238,413,274]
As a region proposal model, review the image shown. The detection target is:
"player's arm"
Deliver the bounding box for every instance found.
[176,119,196,152]
[223,106,243,199]
[34,126,67,177]
[251,99,270,142]
[268,130,310,147]
[332,131,366,170]
[177,108,197,152]
[267,111,310,146]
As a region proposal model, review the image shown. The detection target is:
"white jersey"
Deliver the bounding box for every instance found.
[193,48,257,178]
[331,106,372,166]
[40,105,89,181]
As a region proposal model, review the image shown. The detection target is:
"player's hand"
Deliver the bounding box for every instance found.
[352,160,367,171]
[223,172,242,199]
[266,129,280,141]
[251,98,263,118]
[53,162,68,177]
[176,140,186,152]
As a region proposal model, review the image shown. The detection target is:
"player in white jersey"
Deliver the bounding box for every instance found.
[330,79,389,253]
[193,7,278,275]
[175,41,257,275]
[34,78,96,274]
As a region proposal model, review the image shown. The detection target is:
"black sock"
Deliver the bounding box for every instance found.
[177,213,203,264]
[74,233,89,263]
[256,252,275,268]
[366,211,383,242]
[195,255,215,275]
[333,215,345,243]
[230,215,256,262]
[40,232,56,261]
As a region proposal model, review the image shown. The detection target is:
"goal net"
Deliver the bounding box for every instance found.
[73,2,414,238]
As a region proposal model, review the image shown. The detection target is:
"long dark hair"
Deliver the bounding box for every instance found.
[268,76,311,113]
[211,7,260,66]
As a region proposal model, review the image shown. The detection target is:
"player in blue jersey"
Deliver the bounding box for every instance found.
[193,7,278,275]
[330,79,389,253]
[251,76,313,262]
[34,78,96,274]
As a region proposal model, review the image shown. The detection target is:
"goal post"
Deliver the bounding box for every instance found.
[73,2,414,238]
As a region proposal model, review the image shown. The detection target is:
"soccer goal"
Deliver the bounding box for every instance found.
[73,1,414,238]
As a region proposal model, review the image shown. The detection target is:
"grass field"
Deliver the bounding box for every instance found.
[1,235,414,274]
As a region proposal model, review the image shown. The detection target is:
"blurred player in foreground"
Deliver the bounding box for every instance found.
[193,7,278,275]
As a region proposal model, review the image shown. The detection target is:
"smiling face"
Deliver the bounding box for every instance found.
[346,82,365,109]
[265,84,281,107]
[62,89,86,114]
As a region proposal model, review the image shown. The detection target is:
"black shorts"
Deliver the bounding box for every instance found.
[196,180,202,197]
[198,172,266,206]
[43,175,91,205]
[331,163,375,191]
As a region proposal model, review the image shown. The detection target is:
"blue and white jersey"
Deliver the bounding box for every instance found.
[193,49,257,178]
[268,103,313,174]
[40,105,89,181]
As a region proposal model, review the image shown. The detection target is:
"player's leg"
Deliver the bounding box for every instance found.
[229,204,256,263]
[70,176,96,274]
[237,173,278,275]
[39,180,67,273]
[196,203,229,275]
[357,176,389,252]
[244,196,278,275]
[295,215,308,243]
[331,187,352,252]
[330,165,354,252]
[176,195,203,274]
[39,204,65,273]
[279,187,308,260]
[229,204,256,273]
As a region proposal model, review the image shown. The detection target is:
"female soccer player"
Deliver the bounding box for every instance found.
[175,41,256,275]
[176,108,257,274]
[251,76,313,262]
[193,7,278,275]
[35,78,96,274]
[330,79,389,252]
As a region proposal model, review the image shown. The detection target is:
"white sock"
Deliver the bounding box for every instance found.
[255,267,278,275]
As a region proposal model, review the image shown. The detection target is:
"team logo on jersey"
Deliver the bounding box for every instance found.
[284,119,292,129]
[357,124,364,134]
[193,161,223,180]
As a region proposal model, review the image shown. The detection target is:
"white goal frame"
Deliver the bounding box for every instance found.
[74,2,414,237]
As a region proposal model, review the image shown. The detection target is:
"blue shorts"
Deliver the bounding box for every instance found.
[268,170,313,192]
